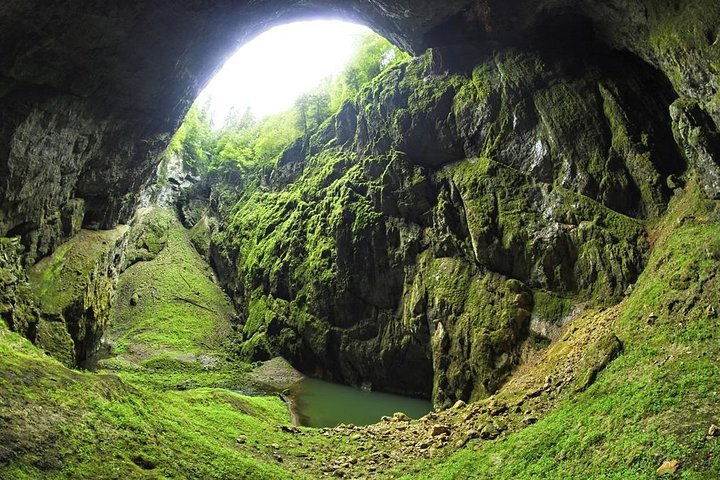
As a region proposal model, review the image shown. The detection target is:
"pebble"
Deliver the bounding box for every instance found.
[657,460,679,475]
[452,400,467,410]
[480,423,500,439]
[393,412,410,421]
[708,424,719,437]
[522,416,538,425]
[430,424,451,436]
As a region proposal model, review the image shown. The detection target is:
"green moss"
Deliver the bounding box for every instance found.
[444,156,647,304]
[34,319,75,366]
[421,254,531,404]
[0,319,324,479]
[0,237,40,338]
[109,208,235,367]
[396,181,720,479]
[599,83,666,217]
[531,290,574,326]
[28,228,127,316]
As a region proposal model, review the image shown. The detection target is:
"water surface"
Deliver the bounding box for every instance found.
[291,377,433,427]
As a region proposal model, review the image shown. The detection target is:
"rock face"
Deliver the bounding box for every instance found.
[26,226,129,366]
[0,237,41,339]
[182,41,685,405]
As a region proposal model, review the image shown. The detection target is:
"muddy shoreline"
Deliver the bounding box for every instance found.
[250,357,306,425]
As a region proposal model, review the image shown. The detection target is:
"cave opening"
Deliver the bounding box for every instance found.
[194,19,393,127]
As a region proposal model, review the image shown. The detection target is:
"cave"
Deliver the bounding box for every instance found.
[2,0,720,478]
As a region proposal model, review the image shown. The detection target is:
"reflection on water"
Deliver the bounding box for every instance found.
[291,377,433,428]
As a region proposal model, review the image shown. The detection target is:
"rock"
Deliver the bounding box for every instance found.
[430,425,451,436]
[480,423,500,440]
[130,292,140,306]
[451,400,467,410]
[281,425,300,434]
[393,412,410,422]
[708,424,720,437]
[657,460,679,475]
[490,403,509,415]
[526,388,544,399]
[522,416,538,425]
[670,99,720,199]
[235,436,246,444]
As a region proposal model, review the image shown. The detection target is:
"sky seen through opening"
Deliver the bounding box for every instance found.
[198,20,372,126]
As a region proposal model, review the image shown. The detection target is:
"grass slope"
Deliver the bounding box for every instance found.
[102,207,251,390]
[397,183,720,479]
[0,207,358,479]
[0,321,319,479]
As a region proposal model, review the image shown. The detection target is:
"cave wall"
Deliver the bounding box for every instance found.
[181,40,688,405]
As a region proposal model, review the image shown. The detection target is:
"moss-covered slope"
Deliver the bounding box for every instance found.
[103,206,249,390]
[0,319,320,479]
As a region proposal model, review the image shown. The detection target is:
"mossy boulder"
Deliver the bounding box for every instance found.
[27,227,128,365]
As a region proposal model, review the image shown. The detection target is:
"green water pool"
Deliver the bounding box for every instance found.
[291,377,433,428]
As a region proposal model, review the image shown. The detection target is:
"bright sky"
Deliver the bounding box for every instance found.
[197,20,372,126]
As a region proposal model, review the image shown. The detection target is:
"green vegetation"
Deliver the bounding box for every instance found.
[169,32,407,179]
[24,227,128,365]
[0,318,337,479]
[28,228,127,316]
[103,207,252,391]
[0,205,367,478]
[396,181,720,479]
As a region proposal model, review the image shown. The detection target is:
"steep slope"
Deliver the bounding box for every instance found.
[102,207,248,390]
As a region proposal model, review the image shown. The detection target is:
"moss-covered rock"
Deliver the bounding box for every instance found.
[27,226,128,365]
[0,236,41,338]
